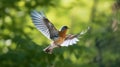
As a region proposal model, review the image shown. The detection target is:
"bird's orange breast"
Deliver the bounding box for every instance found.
[54,29,67,45]
[54,37,64,45]
[59,29,67,38]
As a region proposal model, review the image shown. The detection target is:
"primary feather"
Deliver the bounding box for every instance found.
[61,34,79,46]
[61,27,89,47]
[31,10,59,40]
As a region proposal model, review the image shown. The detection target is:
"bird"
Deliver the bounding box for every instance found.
[31,10,88,54]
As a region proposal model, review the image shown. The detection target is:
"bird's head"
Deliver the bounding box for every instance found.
[60,26,69,31]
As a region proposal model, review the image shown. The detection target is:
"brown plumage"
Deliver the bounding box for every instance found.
[31,10,88,54]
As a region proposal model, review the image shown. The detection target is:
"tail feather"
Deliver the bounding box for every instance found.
[43,45,53,54]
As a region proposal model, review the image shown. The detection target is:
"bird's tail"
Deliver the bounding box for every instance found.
[43,45,53,54]
[43,44,57,54]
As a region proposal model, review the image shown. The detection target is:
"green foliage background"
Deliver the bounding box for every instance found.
[0,0,120,67]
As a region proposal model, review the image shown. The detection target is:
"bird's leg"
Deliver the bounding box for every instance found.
[57,45,61,48]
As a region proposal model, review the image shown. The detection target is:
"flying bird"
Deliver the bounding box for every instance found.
[31,10,88,54]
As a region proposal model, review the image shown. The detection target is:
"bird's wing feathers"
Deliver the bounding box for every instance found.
[61,34,79,46]
[61,28,89,47]
[31,10,59,40]
[43,18,59,40]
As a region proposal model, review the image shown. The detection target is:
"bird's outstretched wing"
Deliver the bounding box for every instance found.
[31,10,59,40]
[61,34,79,46]
[61,28,89,46]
